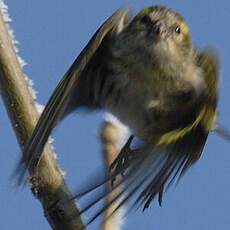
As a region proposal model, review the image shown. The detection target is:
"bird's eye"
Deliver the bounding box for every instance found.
[141,15,152,25]
[175,26,181,34]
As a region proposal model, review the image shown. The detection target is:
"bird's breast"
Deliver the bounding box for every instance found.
[104,72,161,141]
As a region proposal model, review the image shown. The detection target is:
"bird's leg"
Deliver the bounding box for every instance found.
[110,135,134,173]
[110,135,140,186]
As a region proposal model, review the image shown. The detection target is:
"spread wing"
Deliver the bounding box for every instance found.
[15,8,132,185]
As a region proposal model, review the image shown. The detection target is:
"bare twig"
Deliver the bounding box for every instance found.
[0,7,84,230]
[100,121,125,230]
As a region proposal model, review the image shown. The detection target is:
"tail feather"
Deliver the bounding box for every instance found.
[72,120,209,226]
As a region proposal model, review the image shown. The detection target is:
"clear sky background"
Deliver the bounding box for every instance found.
[1,1,230,230]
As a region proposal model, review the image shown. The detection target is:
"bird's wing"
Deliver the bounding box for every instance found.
[71,50,219,225]
[74,113,210,226]
[15,8,132,185]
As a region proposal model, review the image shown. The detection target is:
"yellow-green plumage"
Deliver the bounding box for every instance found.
[14,5,228,225]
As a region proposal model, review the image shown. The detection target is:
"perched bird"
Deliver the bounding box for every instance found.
[16,5,229,224]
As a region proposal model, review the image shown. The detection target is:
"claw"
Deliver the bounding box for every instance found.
[109,135,135,187]
[109,135,134,171]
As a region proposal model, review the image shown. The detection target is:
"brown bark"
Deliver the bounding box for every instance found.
[100,121,124,230]
[0,8,84,230]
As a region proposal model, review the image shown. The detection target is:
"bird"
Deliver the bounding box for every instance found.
[15,5,229,225]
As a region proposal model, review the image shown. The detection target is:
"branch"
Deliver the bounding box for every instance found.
[0,7,84,230]
[100,121,125,230]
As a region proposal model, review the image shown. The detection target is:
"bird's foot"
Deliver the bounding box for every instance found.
[109,135,136,186]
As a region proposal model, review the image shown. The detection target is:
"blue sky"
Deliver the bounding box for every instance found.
[1,1,230,229]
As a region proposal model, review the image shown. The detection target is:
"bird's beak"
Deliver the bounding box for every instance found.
[150,19,168,40]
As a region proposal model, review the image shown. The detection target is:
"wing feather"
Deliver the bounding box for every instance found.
[15,8,132,185]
